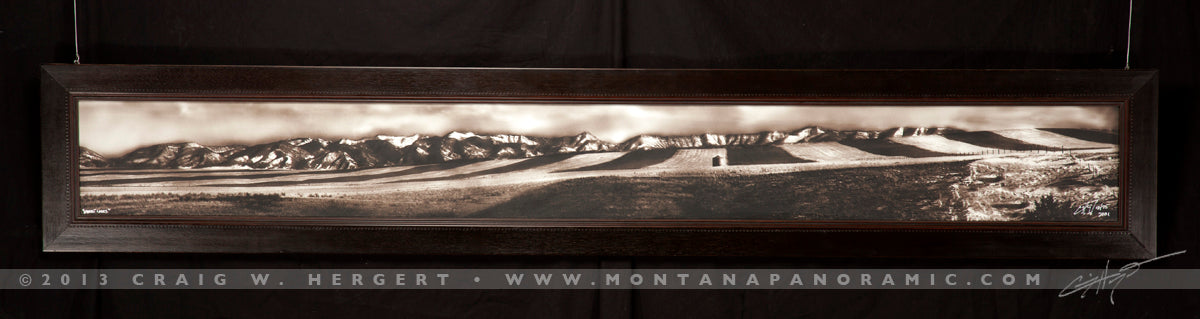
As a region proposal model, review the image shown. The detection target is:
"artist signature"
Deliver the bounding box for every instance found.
[81,208,109,214]
[1073,200,1111,217]
[1058,250,1186,304]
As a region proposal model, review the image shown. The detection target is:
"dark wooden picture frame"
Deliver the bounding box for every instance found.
[41,65,1157,258]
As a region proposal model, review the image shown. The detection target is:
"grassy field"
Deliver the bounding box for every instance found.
[80,183,542,218]
[725,146,812,165]
[81,160,969,220]
[473,161,973,220]
[81,152,1120,221]
[956,152,1119,221]
[83,162,973,220]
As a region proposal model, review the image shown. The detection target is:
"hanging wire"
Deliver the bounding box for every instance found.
[1124,0,1134,70]
[72,0,81,64]
[63,0,1137,69]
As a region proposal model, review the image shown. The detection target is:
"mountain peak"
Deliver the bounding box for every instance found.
[445,131,477,140]
[620,135,663,150]
[793,126,826,134]
[376,133,420,139]
[376,134,422,148]
[574,131,599,141]
[285,137,326,146]
[881,127,963,137]
[78,146,109,168]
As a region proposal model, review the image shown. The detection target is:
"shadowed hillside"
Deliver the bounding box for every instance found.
[388,153,582,183]
[561,149,678,172]
[942,131,1048,150]
[1037,128,1119,144]
[838,140,953,157]
[725,146,814,165]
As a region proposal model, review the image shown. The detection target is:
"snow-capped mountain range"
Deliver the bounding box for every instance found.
[80,127,960,169]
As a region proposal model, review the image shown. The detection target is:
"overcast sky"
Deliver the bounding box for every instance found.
[79,100,1119,156]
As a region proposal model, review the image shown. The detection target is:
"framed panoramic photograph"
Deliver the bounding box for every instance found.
[41,65,1158,258]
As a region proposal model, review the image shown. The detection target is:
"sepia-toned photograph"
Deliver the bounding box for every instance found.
[78,101,1120,222]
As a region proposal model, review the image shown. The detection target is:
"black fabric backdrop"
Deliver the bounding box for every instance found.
[2,0,1198,317]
